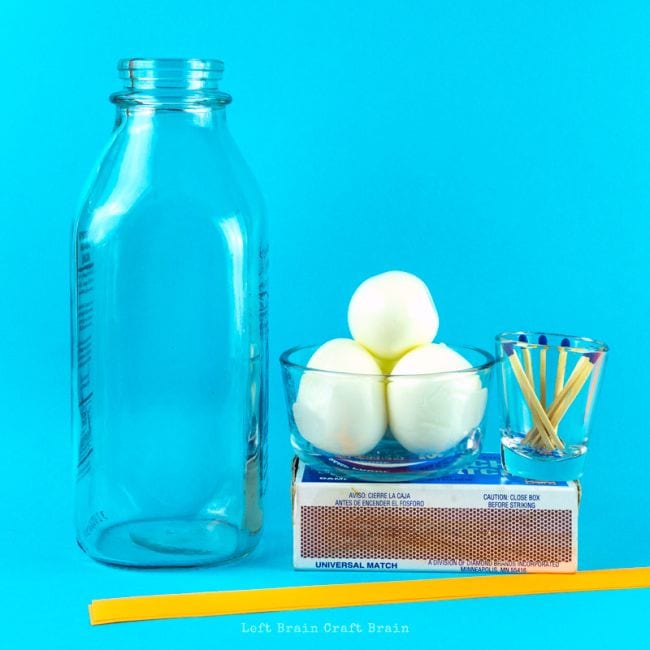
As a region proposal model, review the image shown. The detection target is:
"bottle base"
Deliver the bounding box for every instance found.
[80,517,260,568]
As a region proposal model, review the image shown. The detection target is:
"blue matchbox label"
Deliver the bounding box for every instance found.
[299,453,569,487]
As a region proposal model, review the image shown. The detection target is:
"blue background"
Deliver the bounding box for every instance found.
[1,1,648,647]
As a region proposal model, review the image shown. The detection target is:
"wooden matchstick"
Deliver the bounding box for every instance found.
[525,357,590,445]
[502,343,562,449]
[554,337,570,398]
[524,352,601,447]
[518,334,534,387]
[547,358,595,426]
[538,334,548,409]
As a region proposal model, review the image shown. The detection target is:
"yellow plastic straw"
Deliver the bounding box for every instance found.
[89,567,650,625]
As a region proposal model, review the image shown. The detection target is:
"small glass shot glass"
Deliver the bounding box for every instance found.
[496,331,608,481]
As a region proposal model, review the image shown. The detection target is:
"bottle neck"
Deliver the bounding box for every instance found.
[114,103,229,131]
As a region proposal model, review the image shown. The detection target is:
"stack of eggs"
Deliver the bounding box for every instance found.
[293,271,488,458]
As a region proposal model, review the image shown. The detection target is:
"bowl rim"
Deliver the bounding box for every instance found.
[279,342,496,378]
[495,330,609,353]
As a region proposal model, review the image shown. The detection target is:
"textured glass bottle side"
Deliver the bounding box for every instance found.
[73,230,95,482]
[71,104,267,567]
[243,243,268,534]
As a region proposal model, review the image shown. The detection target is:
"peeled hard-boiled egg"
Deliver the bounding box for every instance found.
[292,338,386,456]
[387,343,487,454]
[347,271,439,366]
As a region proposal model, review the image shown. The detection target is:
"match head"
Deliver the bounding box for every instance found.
[587,351,603,364]
[538,334,548,345]
[502,342,515,356]
[518,334,529,343]
[561,338,571,348]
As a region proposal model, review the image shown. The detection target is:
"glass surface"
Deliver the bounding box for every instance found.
[71,59,268,567]
[280,344,494,482]
[496,331,607,481]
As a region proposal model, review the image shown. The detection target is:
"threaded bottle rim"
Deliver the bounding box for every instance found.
[118,58,225,90]
[112,58,231,107]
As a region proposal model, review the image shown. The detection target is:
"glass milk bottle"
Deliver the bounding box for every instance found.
[71,59,267,567]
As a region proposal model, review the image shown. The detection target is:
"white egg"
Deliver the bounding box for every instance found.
[292,338,387,456]
[347,271,439,364]
[387,343,487,454]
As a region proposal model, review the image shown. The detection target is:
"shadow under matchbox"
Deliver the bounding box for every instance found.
[292,453,579,573]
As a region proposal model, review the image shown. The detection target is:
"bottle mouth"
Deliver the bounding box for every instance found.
[118,58,225,90]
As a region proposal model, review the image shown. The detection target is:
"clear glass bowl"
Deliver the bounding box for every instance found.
[280,343,495,481]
